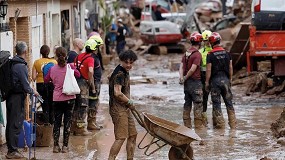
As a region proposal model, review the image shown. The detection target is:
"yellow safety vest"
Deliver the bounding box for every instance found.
[199,46,212,71]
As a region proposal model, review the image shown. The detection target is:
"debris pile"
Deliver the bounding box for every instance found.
[271,108,285,145]
[232,65,285,97]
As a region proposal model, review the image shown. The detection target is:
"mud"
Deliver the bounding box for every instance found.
[0,54,285,159]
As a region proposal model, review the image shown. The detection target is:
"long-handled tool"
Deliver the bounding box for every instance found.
[29,94,43,160]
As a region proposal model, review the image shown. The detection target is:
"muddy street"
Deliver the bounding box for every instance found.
[0,54,284,160]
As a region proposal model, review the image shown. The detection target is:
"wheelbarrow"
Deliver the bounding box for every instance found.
[131,109,201,160]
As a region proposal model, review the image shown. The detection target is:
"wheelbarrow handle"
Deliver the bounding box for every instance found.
[131,109,147,129]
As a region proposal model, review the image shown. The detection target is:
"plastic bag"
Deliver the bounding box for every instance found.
[62,64,80,95]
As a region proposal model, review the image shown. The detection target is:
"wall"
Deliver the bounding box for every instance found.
[47,0,61,55]
[0,31,13,144]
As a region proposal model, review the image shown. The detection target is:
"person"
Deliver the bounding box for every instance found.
[6,41,39,159]
[199,30,213,125]
[32,45,57,124]
[116,19,127,55]
[44,47,80,153]
[179,33,205,129]
[89,34,105,70]
[51,45,60,58]
[205,32,236,129]
[72,39,96,136]
[87,36,103,130]
[105,25,117,55]
[154,5,166,21]
[67,38,84,63]
[108,50,138,160]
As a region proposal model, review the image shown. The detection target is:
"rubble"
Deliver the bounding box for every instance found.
[271,108,285,138]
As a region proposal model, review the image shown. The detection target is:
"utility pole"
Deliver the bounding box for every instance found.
[222,0,227,16]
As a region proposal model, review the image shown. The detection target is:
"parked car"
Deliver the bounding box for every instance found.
[210,15,237,31]
[251,0,285,30]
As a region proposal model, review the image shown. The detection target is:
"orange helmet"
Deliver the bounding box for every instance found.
[208,32,221,45]
[189,32,203,43]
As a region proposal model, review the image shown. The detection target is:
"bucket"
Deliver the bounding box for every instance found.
[35,124,53,147]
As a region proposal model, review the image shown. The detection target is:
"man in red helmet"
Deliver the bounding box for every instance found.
[179,32,205,129]
[205,32,236,129]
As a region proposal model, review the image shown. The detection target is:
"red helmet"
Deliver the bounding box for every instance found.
[189,32,202,42]
[208,32,221,45]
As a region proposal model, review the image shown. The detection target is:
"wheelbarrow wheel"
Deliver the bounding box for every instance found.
[168,144,193,160]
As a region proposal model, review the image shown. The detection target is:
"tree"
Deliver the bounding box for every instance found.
[98,0,120,54]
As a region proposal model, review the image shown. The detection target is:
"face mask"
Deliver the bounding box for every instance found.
[185,51,191,57]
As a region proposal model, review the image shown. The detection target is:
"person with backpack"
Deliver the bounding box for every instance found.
[44,47,80,153]
[179,33,205,129]
[205,32,236,129]
[32,45,57,124]
[72,39,96,136]
[67,38,84,63]
[89,34,105,70]
[108,50,138,160]
[87,39,103,130]
[5,41,39,159]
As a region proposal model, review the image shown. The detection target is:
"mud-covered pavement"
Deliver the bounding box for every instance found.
[0,54,285,160]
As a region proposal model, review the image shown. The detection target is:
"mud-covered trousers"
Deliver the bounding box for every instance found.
[210,75,234,118]
[73,78,90,129]
[183,78,203,128]
[6,93,26,153]
[53,100,74,147]
[89,81,101,116]
[36,82,54,124]
[201,71,209,112]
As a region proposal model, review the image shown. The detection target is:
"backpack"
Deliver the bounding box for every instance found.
[0,51,24,101]
[75,54,92,79]
[42,62,55,78]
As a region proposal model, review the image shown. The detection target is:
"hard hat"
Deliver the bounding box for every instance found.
[208,32,222,45]
[189,32,203,43]
[89,35,104,46]
[202,30,212,41]
[85,39,98,51]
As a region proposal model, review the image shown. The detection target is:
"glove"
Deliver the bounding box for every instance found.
[127,99,135,110]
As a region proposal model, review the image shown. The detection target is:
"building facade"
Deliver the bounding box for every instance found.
[0,0,86,144]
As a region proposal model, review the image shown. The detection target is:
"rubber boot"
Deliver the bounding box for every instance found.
[87,110,102,130]
[194,113,204,129]
[212,110,225,129]
[193,103,205,129]
[183,109,192,128]
[87,117,101,130]
[73,127,92,136]
[227,109,237,129]
[73,121,92,136]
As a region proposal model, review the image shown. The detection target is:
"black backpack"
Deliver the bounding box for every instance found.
[0,51,24,101]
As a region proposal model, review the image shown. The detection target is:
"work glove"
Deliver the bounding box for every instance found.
[127,99,135,110]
